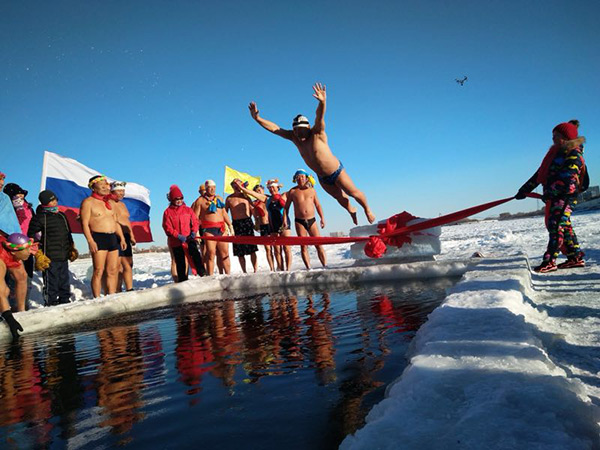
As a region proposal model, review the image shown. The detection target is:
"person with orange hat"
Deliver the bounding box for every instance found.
[162,185,205,282]
[516,120,586,273]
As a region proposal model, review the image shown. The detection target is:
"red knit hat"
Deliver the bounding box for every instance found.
[553,121,579,140]
[168,185,183,201]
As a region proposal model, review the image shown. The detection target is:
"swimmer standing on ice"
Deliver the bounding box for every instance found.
[249,83,375,224]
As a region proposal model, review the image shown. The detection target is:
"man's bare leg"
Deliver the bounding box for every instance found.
[8,265,27,311]
[307,222,327,267]
[91,250,109,297]
[104,250,120,294]
[204,238,217,276]
[319,179,359,225]
[217,242,231,274]
[251,252,258,272]
[334,170,375,224]
[121,256,134,290]
[295,223,311,269]
[238,255,247,273]
[264,245,275,271]
[281,229,293,271]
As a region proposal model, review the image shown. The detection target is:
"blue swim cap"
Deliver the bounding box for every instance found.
[293,169,309,183]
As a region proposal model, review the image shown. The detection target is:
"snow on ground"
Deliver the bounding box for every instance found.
[7,210,600,447]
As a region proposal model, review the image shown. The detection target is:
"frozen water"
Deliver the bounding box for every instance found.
[4,209,600,448]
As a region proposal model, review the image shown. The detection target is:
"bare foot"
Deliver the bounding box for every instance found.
[350,211,358,225]
[365,209,375,224]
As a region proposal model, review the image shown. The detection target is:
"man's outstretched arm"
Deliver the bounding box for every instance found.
[248,102,293,140]
[312,83,326,134]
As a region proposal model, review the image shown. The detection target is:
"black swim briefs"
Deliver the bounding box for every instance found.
[92,232,120,252]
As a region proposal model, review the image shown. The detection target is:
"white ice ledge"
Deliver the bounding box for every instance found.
[0,259,471,342]
[340,256,600,450]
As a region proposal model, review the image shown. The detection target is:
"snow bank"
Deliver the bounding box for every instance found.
[340,255,600,450]
[0,259,471,342]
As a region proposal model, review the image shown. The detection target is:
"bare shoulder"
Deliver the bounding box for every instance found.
[80,197,93,209]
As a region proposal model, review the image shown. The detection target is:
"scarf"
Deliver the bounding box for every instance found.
[42,205,59,213]
[92,192,113,210]
[205,195,225,213]
[536,144,561,184]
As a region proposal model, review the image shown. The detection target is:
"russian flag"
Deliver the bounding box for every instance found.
[41,151,153,242]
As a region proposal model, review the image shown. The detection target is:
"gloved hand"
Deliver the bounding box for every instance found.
[2,310,23,340]
[272,194,285,207]
[35,249,51,271]
[515,190,527,200]
[178,234,186,243]
[187,233,196,241]
[69,246,79,262]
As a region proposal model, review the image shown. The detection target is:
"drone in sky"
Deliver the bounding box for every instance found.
[455,76,468,86]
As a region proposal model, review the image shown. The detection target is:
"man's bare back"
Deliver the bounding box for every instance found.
[249,82,375,224]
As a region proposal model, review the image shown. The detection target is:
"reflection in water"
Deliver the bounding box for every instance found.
[0,279,456,449]
[96,327,145,441]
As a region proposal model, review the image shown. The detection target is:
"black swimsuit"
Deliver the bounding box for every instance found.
[295,217,316,232]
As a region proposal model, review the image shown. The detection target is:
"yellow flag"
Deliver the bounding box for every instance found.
[223,166,262,194]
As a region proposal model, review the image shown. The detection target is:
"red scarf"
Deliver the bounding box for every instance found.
[92,192,113,210]
[536,144,561,184]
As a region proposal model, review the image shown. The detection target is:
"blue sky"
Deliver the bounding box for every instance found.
[2,0,599,247]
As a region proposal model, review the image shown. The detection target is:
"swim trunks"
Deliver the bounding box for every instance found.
[318,161,344,186]
[92,232,119,252]
[295,217,316,232]
[201,220,224,236]
[232,217,258,257]
[119,232,133,257]
[259,224,271,237]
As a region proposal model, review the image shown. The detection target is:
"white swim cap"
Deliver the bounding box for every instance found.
[205,179,216,187]
[293,115,310,129]
[110,181,127,191]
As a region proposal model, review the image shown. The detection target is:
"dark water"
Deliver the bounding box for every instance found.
[0,279,457,450]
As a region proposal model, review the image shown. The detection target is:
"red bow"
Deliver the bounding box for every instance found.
[364,211,417,258]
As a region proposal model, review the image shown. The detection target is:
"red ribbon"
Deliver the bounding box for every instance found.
[92,192,112,210]
[199,196,521,258]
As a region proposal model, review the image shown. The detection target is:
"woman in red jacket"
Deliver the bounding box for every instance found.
[162,185,205,282]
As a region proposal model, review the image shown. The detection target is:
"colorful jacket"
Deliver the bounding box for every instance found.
[519,137,586,200]
[162,203,200,248]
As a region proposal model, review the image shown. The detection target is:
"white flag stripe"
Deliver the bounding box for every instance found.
[43,151,151,206]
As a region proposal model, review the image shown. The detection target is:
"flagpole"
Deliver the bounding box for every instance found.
[40,150,49,191]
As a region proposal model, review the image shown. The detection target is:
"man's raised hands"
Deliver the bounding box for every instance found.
[248,101,259,120]
[312,83,326,103]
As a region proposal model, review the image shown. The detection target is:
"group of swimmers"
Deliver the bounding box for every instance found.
[163,168,328,282]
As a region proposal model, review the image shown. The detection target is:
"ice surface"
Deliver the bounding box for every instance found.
[4,210,600,448]
[341,254,600,449]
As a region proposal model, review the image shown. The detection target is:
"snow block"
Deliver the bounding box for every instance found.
[349,217,441,262]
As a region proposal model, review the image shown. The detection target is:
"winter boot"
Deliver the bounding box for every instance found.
[533,261,557,273]
[557,254,585,269]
